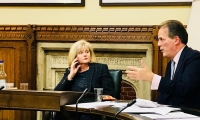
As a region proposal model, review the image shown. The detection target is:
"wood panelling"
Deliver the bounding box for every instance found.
[0,25,36,120]
[0,24,166,120]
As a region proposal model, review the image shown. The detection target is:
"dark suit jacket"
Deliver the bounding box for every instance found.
[157,46,200,109]
[54,63,115,97]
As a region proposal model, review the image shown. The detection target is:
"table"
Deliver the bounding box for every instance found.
[1,90,200,120]
[63,102,200,120]
[0,89,89,111]
[63,103,151,120]
[0,89,94,120]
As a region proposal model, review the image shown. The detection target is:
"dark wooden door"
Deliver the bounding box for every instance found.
[0,25,36,120]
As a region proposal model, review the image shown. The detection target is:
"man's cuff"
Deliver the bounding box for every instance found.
[151,74,161,90]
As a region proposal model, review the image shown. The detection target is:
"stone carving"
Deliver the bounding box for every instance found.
[53,56,68,64]
[56,71,65,84]
[97,57,141,66]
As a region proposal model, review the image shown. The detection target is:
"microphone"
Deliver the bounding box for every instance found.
[76,88,89,120]
[0,86,4,90]
[114,99,136,120]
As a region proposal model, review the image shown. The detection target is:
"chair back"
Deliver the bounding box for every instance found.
[109,70,122,99]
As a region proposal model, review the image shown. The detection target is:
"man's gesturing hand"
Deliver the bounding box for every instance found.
[125,61,154,82]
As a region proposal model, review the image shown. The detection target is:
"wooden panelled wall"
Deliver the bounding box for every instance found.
[0,25,168,120]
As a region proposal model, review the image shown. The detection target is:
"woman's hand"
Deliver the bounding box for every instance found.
[68,58,80,80]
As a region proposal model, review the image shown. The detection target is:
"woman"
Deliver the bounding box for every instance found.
[54,40,115,97]
[53,40,115,120]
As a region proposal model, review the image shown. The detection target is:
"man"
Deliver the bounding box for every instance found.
[126,20,200,109]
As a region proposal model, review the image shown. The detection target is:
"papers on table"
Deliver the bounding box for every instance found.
[122,106,181,115]
[66,100,179,115]
[65,101,128,109]
[65,98,166,109]
[65,98,200,120]
[135,98,160,108]
[121,98,179,115]
[140,112,200,119]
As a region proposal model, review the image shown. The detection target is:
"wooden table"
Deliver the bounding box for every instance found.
[0,89,90,111]
[63,102,200,120]
[1,90,200,120]
[63,102,151,120]
[0,89,94,120]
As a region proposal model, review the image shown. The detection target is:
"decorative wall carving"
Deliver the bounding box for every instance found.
[35,25,154,42]
[0,26,27,40]
[0,33,25,39]
[37,33,152,42]
[35,25,154,32]
[51,56,142,68]
[52,56,68,65]
[97,57,141,67]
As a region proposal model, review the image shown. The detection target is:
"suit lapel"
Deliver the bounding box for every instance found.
[173,46,188,81]
[87,63,95,91]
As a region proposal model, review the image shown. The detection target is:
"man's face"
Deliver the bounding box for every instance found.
[157,27,176,59]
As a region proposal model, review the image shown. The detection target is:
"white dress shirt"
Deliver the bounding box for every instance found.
[151,46,186,90]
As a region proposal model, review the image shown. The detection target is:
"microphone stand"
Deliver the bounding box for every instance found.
[114,99,136,120]
[76,88,89,120]
[0,86,4,90]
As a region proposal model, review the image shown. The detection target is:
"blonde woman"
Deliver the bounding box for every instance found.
[53,40,115,120]
[54,40,115,97]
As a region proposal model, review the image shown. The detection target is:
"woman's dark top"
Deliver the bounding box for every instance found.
[71,69,91,92]
[54,63,115,97]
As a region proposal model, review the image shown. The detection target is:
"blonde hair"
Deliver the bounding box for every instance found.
[68,40,96,66]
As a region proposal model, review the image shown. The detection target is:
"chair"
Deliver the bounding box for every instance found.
[109,70,122,100]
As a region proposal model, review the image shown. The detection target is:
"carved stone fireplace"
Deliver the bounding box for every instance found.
[33,25,160,102]
[37,42,152,100]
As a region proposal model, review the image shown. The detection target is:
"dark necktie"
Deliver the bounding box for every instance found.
[171,60,175,80]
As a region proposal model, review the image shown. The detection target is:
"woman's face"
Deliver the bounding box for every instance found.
[76,46,91,64]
